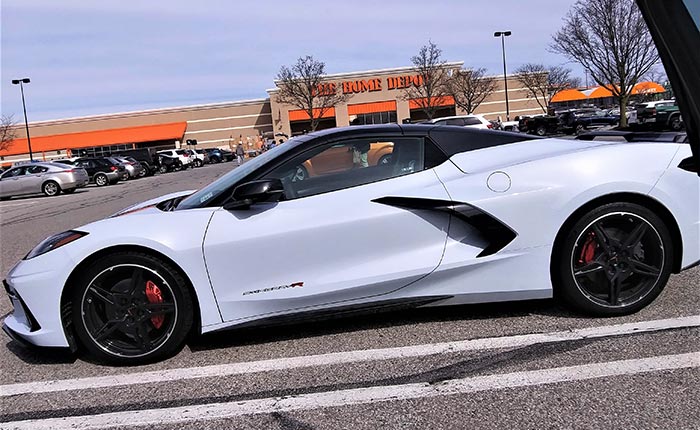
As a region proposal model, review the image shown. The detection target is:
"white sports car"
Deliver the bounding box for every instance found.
[3,124,699,364]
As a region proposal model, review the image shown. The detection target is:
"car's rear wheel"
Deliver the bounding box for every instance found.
[95,174,109,187]
[554,202,673,316]
[193,159,203,168]
[71,252,193,364]
[575,124,586,135]
[42,181,61,197]
[669,115,683,131]
[535,125,547,136]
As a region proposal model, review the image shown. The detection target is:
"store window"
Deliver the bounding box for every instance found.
[350,111,398,126]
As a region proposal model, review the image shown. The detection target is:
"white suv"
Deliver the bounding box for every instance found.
[428,115,493,129]
[157,149,195,168]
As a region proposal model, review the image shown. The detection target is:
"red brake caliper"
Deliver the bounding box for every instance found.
[145,280,164,329]
[578,232,598,265]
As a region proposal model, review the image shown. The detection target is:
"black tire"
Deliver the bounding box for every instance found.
[71,252,193,365]
[63,188,76,194]
[138,169,147,178]
[535,125,547,136]
[42,181,61,197]
[211,156,221,164]
[95,173,109,187]
[669,115,683,131]
[0,196,10,201]
[553,202,674,316]
[575,124,586,135]
[193,159,203,168]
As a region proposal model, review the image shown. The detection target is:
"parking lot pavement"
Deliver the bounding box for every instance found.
[0,160,698,429]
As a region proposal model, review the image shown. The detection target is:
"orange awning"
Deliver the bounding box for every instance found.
[409,96,455,110]
[288,107,336,122]
[632,81,665,94]
[347,101,397,115]
[1,122,187,157]
[588,86,615,98]
[550,88,588,103]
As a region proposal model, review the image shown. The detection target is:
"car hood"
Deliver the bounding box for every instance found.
[111,189,196,217]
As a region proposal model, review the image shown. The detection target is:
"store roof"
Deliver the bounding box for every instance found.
[551,81,666,103]
[1,122,187,157]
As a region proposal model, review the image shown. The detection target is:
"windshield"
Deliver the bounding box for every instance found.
[176,135,310,210]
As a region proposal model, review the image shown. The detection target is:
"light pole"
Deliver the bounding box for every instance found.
[494,31,512,121]
[11,77,33,161]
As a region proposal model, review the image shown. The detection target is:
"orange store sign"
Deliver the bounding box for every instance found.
[312,74,425,96]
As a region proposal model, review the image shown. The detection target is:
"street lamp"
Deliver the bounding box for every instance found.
[494,31,512,121]
[11,78,33,161]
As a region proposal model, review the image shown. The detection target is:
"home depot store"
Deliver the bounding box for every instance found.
[1,64,542,164]
[268,63,542,137]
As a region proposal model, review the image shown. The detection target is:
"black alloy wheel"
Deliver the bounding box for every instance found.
[42,181,61,197]
[555,202,673,316]
[95,173,109,187]
[72,252,193,364]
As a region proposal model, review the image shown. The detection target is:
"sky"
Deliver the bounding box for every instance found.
[1,0,582,122]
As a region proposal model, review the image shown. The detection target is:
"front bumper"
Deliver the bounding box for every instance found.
[2,249,75,348]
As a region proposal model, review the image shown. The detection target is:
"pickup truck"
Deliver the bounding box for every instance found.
[653,103,683,131]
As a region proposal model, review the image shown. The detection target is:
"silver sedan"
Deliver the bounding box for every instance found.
[0,162,89,200]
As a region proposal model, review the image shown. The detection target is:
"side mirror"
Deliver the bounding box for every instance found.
[224,179,284,210]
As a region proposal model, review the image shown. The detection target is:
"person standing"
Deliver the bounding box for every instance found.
[236,143,245,165]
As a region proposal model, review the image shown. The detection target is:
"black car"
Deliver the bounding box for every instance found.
[559,109,620,135]
[156,154,183,173]
[203,148,234,163]
[519,115,561,136]
[73,157,125,186]
[112,148,159,176]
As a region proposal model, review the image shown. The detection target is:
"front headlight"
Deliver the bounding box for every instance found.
[25,230,88,260]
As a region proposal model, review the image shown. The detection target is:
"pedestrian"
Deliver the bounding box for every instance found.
[236,143,245,165]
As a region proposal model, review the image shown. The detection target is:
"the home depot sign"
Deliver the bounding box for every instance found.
[313,74,424,96]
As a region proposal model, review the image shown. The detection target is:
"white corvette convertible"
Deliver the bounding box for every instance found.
[3,125,699,363]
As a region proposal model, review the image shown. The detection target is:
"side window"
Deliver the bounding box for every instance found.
[261,137,432,200]
[2,167,24,178]
[26,165,48,174]
[445,118,465,126]
[463,117,482,126]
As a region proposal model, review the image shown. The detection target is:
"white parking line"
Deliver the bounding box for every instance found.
[1,315,698,397]
[3,352,698,430]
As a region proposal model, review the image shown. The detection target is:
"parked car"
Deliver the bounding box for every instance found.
[73,157,124,186]
[0,162,89,200]
[158,149,195,168]
[559,109,620,135]
[111,156,146,179]
[156,154,183,173]
[112,149,159,176]
[636,101,684,131]
[428,115,493,129]
[204,148,234,163]
[190,149,208,167]
[636,100,676,125]
[519,114,560,136]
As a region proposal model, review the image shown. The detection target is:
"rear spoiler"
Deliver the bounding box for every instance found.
[576,131,688,143]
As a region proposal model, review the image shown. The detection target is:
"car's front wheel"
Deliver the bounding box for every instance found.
[71,252,193,364]
[554,202,673,316]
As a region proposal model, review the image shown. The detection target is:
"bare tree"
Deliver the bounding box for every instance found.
[0,114,18,152]
[403,40,452,120]
[275,56,347,132]
[551,0,659,127]
[515,64,578,113]
[447,68,498,114]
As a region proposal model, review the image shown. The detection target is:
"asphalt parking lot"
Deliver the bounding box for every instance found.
[0,160,698,429]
